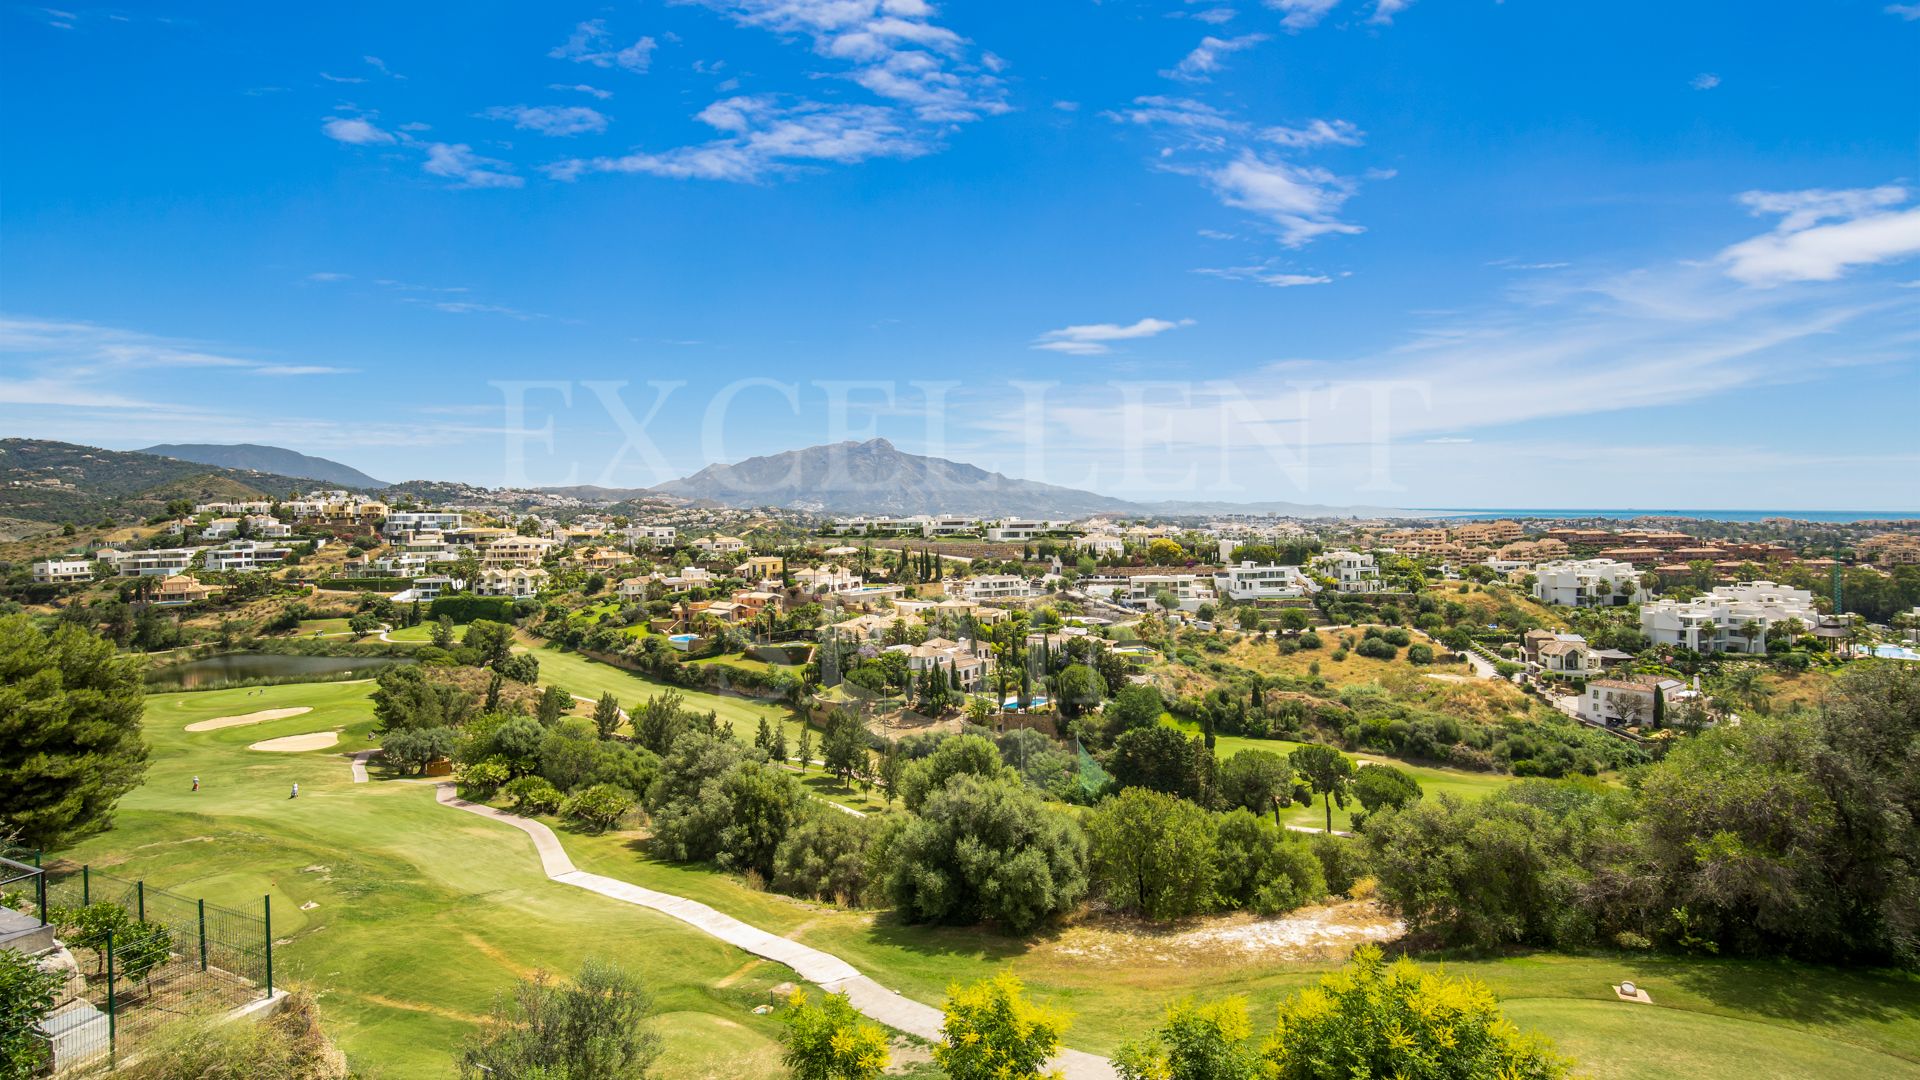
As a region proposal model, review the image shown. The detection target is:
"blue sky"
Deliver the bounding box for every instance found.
[2,0,1917,509]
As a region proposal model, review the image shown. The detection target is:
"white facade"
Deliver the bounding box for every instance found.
[199,518,240,540]
[1531,559,1646,607]
[623,524,677,547]
[1074,533,1125,557]
[244,514,292,539]
[104,548,201,577]
[1213,562,1311,601]
[985,519,1071,542]
[32,558,95,584]
[1124,574,1218,611]
[1579,676,1681,725]
[694,535,746,555]
[1640,581,1818,654]
[202,540,293,572]
[953,574,1036,602]
[384,511,464,537]
[1311,551,1384,594]
[475,567,549,598]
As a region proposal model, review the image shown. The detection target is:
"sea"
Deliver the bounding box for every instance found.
[1414,509,1918,524]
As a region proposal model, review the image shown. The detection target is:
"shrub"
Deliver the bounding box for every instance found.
[934,972,1067,1080]
[1406,643,1435,664]
[1298,631,1322,650]
[114,989,344,1080]
[1354,636,1397,660]
[885,774,1088,933]
[773,812,877,905]
[501,776,564,814]
[456,759,512,799]
[459,961,661,1080]
[1382,627,1412,647]
[1310,833,1367,897]
[1213,809,1326,915]
[779,990,889,1080]
[561,783,635,832]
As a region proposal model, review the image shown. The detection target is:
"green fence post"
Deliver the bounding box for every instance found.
[34,869,45,927]
[136,880,145,923]
[198,898,208,971]
[263,893,274,996]
[105,931,117,1059]
[83,865,90,906]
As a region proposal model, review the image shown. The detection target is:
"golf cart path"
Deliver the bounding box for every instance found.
[427,781,1115,1080]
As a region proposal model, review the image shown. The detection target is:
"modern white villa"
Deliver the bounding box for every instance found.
[474,567,550,598]
[99,547,201,577]
[1122,573,1218,611]
[951,574,1037,602]
[1213,562,1312,601]
[31,557,96,584]
[1640,581,1819,654]
[1311,550,1385,594]
[1531,558,1648,607]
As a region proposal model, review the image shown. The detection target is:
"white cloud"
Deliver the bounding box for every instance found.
[252,365,358,376]
[549,20,656,73]
[1193,8,1239,25]
[306,271,351,282]
[1164,33,1267,82]
[1886,3,1920,18]
[1691,72,1721,90]
[321,116,394,144]
[1034,317,1194,355]
[1721,185,1920,285]
[0,315,356,393]
[319,72,367,84]
[550,83,613,100]
[548,96,924,183]
[481,104,609,137]
[1195,264,1333,287]
[1267,0,1341,31]
[1262,118,1364,148]
[364,55,404,79]
[422,143,524,189]
[1370,0,1412,24]
[1208,154,1363,246]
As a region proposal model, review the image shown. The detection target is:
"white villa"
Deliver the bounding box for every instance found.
[1074,533,1125,558]
[985,519,1072,542]
[1213,562,1312,601]
[1640,581,1819,654]
[100,547,202,577]
[483,535,557,567]
[31,557,95,584]
[893,637,995,691]
[1579,674,1684,726]
[623,525,677,548]
[1311,551,1385,594]
[694,535,747,556]
[384,511,463,537]
[475,567,550,598]
[1532,558,1647,607]
[951,574,1037,603]
[201,540,293,572]
[244,514,292,539]
[1123,573,1218,611]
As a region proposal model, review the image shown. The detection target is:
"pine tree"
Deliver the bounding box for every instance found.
[755,717,773,753]
[798,727,814,770]
[771,725,788,764]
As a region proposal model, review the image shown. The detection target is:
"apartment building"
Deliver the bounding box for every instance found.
[383,511,464,537]
[474,567,550,599]
[1531,559,1648,607]
[1213,562,1311,601]
[952,574,1037,602]
[102,547,202,577]
[201,540,293,572]
[985,519,1071,542]
[623,524,678,547]
[484,535,557,567]
[1640,581,1819,654]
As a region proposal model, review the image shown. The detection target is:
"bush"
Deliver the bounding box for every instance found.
[1298,631,1322,649]
[501,776,564,814]
[1213,809,1326,915]
[1382,627,1412,647]
[1310,833,1367,897]
[1,948,60,1077]
[459,961,661,1080]
[1354,636,1397,660]
[885,774,1088,933]
[456,759,512,799]
[114,989,344,1080]
[1406,643,1435,664]
[561,783,635,832]
[773,813,877,905]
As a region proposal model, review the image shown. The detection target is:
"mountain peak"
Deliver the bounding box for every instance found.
[138,443,387,489]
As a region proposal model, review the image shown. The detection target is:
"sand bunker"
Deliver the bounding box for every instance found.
[1047,900,1405,966]
[186,707,312,732]
[249,731,340,752]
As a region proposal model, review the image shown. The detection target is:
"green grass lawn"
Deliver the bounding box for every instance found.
[528,642,811,747]
[51,677,1920,1080]
[59,682,794,1079]
[384,620,467,644]
[1161,720,1517,832]
[294,617,353,636]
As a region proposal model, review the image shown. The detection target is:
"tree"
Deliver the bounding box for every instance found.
[1213,809,1326,914]
[1052,663,1108,719]
[465,619,515,666]
[1100,683,1165,746]
[1289,745,1355,832]
[1259,946,1571,1079]
[431,614,457,648]
[1,946,60,1077]
[0,616,149,849]
[1108,726,1204,801]
[538,684,575,726]
[780,990,890,1080]
[633,691,689,755]
[878,743,904,805]
[1217,749,1293,815]
[348,612,380,640]
[593,692,624,739]
[773,812,876,905]
[497,652,540,684]
[820,711,868,787]
[933,972,1068,1080]
[561,783,637,832]
[385,726,458,774]
[900,734,1013,811]
[713,761,811,879]
[1351,765,1423,820]
[1087,788,1217,919]
[1117,996,1260,1080]
[372,665,474,735]
[886,774,1089,932]
[458,960,663,1080]
[1147,538,1186,566]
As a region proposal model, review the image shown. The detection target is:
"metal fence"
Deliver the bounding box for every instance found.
[3,848,274,1074]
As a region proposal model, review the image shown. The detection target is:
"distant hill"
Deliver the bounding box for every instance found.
[652,438,1139,517]
[649,438,1421,518]
[139,443,387,488]
[0,439,352,525]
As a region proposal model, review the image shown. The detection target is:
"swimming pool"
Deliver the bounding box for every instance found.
[1868,644,1920,661]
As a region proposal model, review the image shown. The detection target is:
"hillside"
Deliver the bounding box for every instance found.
[0,439,334,525]
[139,443,387,488]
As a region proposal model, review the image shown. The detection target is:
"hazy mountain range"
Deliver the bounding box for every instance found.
[140,443,388,488]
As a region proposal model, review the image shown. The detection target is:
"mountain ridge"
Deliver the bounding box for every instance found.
[139,443,388,488]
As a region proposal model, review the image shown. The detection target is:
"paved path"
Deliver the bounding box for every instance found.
[346,750,380,783]
[427,782,1115,1080]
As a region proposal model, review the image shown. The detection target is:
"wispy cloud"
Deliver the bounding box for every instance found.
[1268,0,1341,31]
[1195,264,1334,287]
[1721,184,1920,285]
[1262,118,1363,149]
[549,20,656,73]
[548,96,924,182]
[422,143,523,189]
[1033,317,1195,355]
[252,364,358,377]
[480,104,609,137]
[1370,0,1413,24]
[321,116,394,145]
[1886,3,1920,19]
[364,55,404,79]
[549,83,613,100]
[1164,33,1267,82]
[1690,72,1721,90]
[0,315,356,397]
[305,271,352,283]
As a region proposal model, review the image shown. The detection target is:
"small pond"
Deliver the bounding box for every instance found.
[147,652,411,690]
